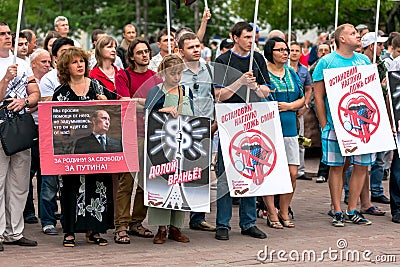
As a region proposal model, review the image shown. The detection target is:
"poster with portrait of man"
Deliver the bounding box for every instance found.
[39,100,139,175]
[323,65,395,156]
[144,111,211,212]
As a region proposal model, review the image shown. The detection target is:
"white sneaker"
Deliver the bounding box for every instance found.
[316,176,327,183]
[43,225,58,235]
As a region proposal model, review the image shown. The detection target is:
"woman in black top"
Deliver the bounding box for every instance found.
[53,47,114,247]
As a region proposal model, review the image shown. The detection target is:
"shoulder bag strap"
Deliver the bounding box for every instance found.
[177,85,183,115]
[124,68,132,90]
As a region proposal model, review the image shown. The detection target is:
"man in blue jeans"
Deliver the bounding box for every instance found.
[213,22,271,240]
[38,37,75,235]
[40,175,59,234]
[178,32,216,232]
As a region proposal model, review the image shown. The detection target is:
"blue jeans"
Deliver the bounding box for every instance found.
[40,175,59,227]
[24,133,41,218]
[189,212,205,227]
[390,150,400,215]
[216,144,256,231]
[344,156,384,199]
[370,152,384,197]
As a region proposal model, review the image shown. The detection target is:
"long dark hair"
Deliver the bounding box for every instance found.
[126,38,152,70]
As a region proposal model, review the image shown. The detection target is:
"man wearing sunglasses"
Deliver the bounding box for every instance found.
[178,32,216,232]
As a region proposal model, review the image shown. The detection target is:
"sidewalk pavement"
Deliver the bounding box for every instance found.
[1,156,399,266]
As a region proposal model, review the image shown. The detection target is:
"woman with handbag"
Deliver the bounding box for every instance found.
[262,37,305,229]
[145,54,193,244]
[52,47,114,247]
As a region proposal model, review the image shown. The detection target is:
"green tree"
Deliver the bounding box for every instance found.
[230,0,400,34]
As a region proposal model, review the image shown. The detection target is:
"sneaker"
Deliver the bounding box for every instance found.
[332,212,345,227]
[327,209,335,217]
[346,210,372,225]
[190,221,216,232]
[43,225,58,235]
[343,212,353,223]
[316,176,327,183]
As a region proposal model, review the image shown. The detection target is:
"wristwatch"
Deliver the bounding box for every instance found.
[305,103,310,109]
[24,98,29,107]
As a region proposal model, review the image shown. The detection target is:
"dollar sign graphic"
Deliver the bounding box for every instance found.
[164,118,192,155]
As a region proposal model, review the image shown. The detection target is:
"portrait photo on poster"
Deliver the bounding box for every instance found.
[52,104,123,155]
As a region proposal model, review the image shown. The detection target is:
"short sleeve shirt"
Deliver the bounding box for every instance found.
[312,51,371,130]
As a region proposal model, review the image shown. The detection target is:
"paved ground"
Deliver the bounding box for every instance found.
[1,155,400,266]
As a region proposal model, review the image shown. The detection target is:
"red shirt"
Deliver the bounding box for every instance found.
[89,66,119,94]
[115,68,162,136]
[299,53,309,68]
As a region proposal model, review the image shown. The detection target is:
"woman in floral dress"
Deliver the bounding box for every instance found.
[52,47,114,247]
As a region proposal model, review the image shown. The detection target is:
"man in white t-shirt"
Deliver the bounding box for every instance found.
[148,28,175,72]
[0,21,40,250]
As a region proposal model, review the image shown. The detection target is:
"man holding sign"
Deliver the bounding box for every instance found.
[313,24,375,227]
[214,22,270,241]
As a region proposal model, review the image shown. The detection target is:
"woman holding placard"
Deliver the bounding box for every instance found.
[145,54,193,244]
[52,47,114,247]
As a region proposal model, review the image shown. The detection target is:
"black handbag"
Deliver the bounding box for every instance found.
[0,111,38,156]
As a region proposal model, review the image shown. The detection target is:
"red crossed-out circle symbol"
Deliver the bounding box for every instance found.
[229,129,277,185]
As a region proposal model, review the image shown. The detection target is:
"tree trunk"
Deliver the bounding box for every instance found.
[136,0,141,35]
[194,1,199,32]
[385,3,399,33]
[143,0,148,38]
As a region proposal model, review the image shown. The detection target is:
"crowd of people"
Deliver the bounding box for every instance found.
[1,9,400,252]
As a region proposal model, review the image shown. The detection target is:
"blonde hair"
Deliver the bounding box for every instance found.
[157,54,184,76]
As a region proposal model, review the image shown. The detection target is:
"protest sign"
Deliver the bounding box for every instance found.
[215,101,292,197]
[144,111,211,212]
[39,100,139,175]
[323,65,395,155]
[388,71,400,148]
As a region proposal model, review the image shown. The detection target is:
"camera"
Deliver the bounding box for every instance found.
[298,135,312,147]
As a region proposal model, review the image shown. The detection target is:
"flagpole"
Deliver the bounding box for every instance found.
[334,0,339,29]
[166,0,172,54]
[334,0,339,51]
[204,0,208,10]
[246,0,259,104]
[288,0,292,45]
[13,0,24,64]
[373,0,381,64]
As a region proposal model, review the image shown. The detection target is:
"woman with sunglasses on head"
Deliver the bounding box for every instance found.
[52,47,114,247]
[262,37,305,229]
[145,54,193,244]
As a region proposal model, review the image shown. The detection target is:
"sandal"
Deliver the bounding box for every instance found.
[63,233,75,247]
[361,206,386,216]
[128,224,154,238]
[278,212,295,228]
[114,230,130,244]
[266,215,283,229]
[86,232,108,246]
